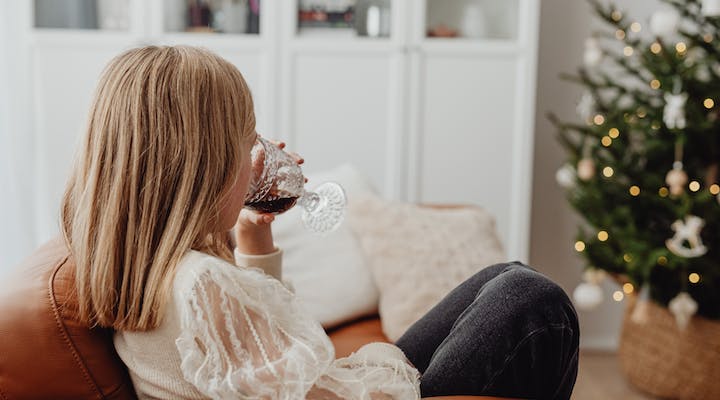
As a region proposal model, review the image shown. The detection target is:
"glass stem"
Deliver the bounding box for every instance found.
[299,190,322,213]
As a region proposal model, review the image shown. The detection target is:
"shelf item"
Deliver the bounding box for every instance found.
[425,0,518,40]
[297,0,391,39]
[34,0,130,30]
[164,0,260,35]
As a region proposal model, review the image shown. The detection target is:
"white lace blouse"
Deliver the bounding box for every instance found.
[113,248,421,399]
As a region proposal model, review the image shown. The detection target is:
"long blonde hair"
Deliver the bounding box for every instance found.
[60,46,256,331]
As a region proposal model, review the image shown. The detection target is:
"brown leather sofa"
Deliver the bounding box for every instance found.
[0,238,510,399]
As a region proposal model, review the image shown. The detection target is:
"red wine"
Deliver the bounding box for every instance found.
[245,196,299,214]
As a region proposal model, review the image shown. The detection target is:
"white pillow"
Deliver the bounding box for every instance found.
[272,164,380,329]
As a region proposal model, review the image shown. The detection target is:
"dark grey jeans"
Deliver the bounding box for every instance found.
[395,261,579,399]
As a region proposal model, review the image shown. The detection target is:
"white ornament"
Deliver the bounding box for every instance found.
[576,92,595,121]
[665,215,708,258]
[663,92,688,129]
[702,0,720,16]
[577,158,596,181]
[584,38,603,68]
[573,282,604,310]
[668,292,698,330]
[650,9,680,38]
[665,162,688,197]
[556,164,576,188]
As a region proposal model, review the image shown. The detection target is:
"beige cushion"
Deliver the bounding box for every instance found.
[347,195,506,342]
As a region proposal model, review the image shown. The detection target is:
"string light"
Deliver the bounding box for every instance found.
[612,10,623,21]
[601,136,612,147]
[598,230,609,241]
[623,46,634,56]
[689,181,701,192]
[613,291,624,301]
[650,42,662,54]
[710,184,720,195]
[704,98,715,109]
[659,187,669,197]
[575,241,586,252]
[637,108,647,118]
[623,254,633,262]
[594,114,605,125]
[658,256,668,266]
[650,79,661,89]
[704,33,713,43]
[603,166,614,177]
[651,121,661,130]
[675,42,687,53]
[608,128,620,138]
[630,22,641,32]
[623,283,634,294]
[629,185,641,196]
[689,273,700,283]
[616,29,626,40]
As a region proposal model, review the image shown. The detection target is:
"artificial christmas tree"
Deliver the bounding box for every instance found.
[551,1,720,397]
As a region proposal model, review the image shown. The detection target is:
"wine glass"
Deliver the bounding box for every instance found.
[244,136,347,234]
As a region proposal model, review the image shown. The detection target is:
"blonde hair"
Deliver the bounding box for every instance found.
[61,46,256,331]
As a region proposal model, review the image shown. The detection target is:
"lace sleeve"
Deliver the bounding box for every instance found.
[175,255,420,399]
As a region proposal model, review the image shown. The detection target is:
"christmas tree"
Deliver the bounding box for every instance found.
[551,0,720,327]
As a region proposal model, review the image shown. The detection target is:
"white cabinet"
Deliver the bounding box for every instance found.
[17,0,538,262]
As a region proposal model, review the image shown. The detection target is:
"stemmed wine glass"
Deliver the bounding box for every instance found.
[244,137,347,234]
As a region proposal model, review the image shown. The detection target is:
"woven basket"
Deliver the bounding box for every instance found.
[618,294,720,399]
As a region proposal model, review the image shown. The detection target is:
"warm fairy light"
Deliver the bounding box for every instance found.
[689,181,701,192]
[637,108,647,118]
[612,10,623,21]
[651,121,661,130]
[704,98,715,109]
[623,46,634,56]
[598,230,609,241]
[616,29,626,40]
[613,291,624,301]
[650,79,661,89]
[623,254,633,262]
[608,128,620,138]
[658,256,668,266]
[623,283,634,294]
[650,42,662,54]
[710,184,720,195]
[601,136,612,147]
[689,273,700,284]
[594,114,605,125]
[629,186,641,196]
[603,166,614,177]
[704,33,713,43]
[575,241,586,252]
[630,22,641,32]
[675,42,687,53]
[659,187,669,197]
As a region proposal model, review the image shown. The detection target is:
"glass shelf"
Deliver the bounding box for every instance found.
[296,0,391,39]
[164,0,260,35]
[34,0,130,31]
[425,0,518,40]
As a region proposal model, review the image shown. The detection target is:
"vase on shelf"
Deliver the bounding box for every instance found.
[354,0,391,37]
[459,2,487,38]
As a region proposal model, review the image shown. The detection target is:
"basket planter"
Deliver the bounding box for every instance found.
[618,294,720,399]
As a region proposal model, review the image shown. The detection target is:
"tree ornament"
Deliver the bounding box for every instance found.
[576,92,595,121]
[702,0,720,16]
[650,9,680,38]
[630,284,651,324]
[665,161,688,196]
[583,38,603,68]
[663,92,688,129]
[577,158,595,181]
[665,215,708,258]
[556,164,576,188]
[572,268,606,311]
[668,292,698,330]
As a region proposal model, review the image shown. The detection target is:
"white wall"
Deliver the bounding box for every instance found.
[530,0,661,350]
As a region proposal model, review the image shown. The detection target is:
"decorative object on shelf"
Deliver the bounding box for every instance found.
[212,0,249,34]
[583,37,603,68]
[663,92,688,129]
[459,1,487,38]
[298,0,354,30]
[34,0,98,29]
[649,9,680,38]
[576,158,595,181]
[702,0,720,16]
[96,0,129,30]
[427,24,458,38]
[665,215,708,258]
[247,0,260,34]
[187,0,213,32]
[668,291,698,330]
[354,0,391,37]
[555,164,576,189]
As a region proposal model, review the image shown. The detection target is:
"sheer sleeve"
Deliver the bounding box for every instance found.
[175,254,419,399]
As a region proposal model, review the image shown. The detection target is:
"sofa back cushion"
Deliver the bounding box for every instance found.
[0,238,136,399]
